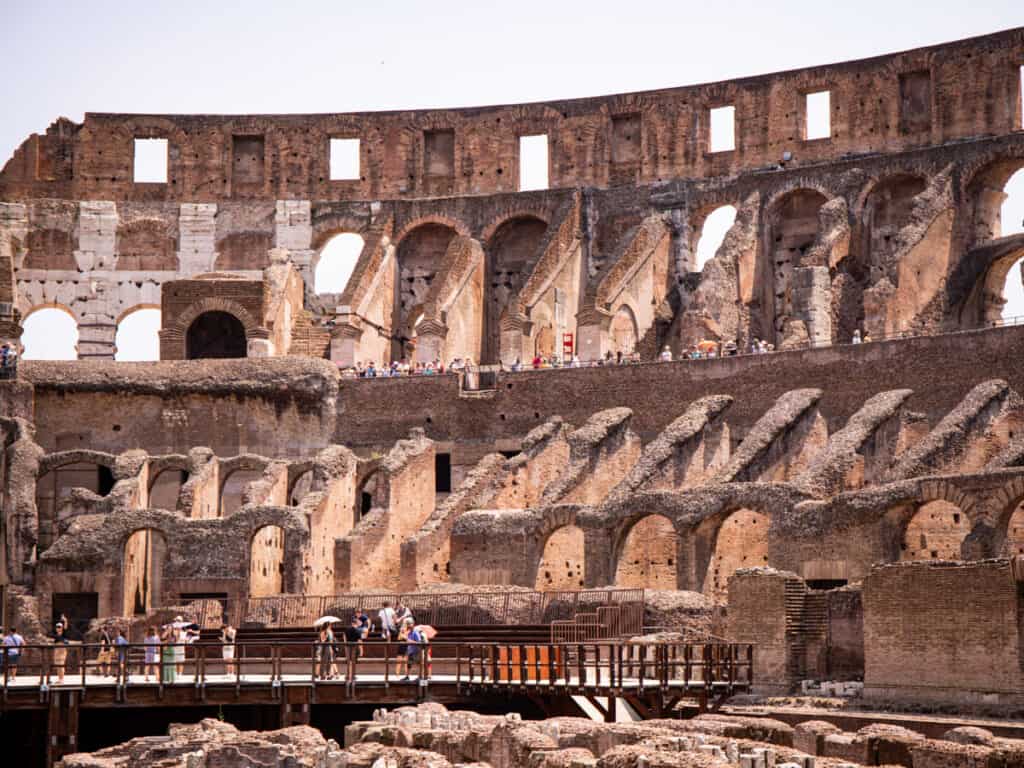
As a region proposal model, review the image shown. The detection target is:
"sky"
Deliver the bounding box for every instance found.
[4,0,1023,359]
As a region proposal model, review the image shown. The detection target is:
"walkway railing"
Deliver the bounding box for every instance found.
[0,639,753,697]
[341,313,1024,386]
[171,588,644,630]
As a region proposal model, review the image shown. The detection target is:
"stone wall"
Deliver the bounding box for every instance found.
[862,558,1024,706]
[6,29,1021,203]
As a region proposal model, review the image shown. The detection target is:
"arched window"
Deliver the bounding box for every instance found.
[219,467,265,517]
[115,307,161,361]
[314,232,364,294]
[1000,169,1024,320]
[21,307,78,360]
[694,205,737,272]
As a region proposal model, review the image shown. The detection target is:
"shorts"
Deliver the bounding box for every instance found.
[223,647,235,660]
[4,652,20,666]
[97,649,113,664]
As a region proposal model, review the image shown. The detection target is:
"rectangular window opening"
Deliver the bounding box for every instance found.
[330,138,360,181]
[435,452,452,493]
[133,138,168,183]
[805,91,831,140]
[709,106,735,153]
[519,134,549,191]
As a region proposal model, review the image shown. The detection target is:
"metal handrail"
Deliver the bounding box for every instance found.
[0,638,754,694]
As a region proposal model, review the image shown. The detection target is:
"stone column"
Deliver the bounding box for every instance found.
[246,327,274,357]
[792,266,833,347]
[574,306,612,361]
[499,312,531,367]
[330,311,362,367]
[178,203,217,276]
[275,200,316,288]
[412,318,447,364]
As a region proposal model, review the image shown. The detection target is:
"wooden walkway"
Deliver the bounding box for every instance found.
[0,640,753,766]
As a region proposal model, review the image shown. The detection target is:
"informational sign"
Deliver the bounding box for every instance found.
[562,333,574,358]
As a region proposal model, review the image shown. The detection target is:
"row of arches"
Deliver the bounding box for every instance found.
[533,492,1024,596]
[20,305,161,361]
[122,523,287,616]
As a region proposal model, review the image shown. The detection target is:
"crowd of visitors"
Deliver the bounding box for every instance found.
[340,327,889,382]
[315,600,436,681]
[0,342,17,379]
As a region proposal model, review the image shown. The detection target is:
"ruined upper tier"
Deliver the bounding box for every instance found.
[3,28,1023,203]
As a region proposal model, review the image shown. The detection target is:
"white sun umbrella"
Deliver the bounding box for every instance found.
[314,615,343,628]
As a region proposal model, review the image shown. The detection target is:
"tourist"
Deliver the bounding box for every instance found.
[511,357,522,372]
[316,624,335,680]
[852,329,862,344]
[143,625,160,681]
[660,346,672,362]
[2,625,24,681]
[571,354,580,368]
[343,615,364,670]
[862,330,871,343]
[395,602,413,626]
[378,600,398,641]
[96,627,114,677]
[413,624,436,679]
[160,625,176,683]
[115,630,129,679]
[221,623,237,676]
[52,619,70,684]
[532,354,542,369]
[395,618,414,680]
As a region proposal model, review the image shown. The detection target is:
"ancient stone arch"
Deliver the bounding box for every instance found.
[613,513,679,589]
[702,507,770,599]
[249,524,286,597]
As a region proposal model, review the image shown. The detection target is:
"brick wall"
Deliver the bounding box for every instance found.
[3,30,1021,202]
[862,559,1024,705]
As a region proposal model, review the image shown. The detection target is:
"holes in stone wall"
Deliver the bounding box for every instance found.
[804,91,831,140]
[610,114,641,164]
[518,134,549,191]
[709,106,735,153]
[115,307,161,361]
[315,232,364,294]
[249,525,285,596]
[329,138,360,181]
[133,139,168,183]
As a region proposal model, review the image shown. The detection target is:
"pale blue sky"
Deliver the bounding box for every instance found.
[4,1,1023,358]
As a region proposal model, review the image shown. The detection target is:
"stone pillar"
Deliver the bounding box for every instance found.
[574,307,611,362]
[74,201,117,272]
[178,203,217,276]
[792,266,832,347]
[498,312,532,367]
[246,327,274,357]
[77,314,116,359]
[413,318,447,364]
[275,200,316,287]
[330,311,362,367]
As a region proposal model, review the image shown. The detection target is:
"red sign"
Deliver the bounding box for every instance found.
[562,333,574,358]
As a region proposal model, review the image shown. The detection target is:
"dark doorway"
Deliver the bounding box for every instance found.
[52,592,98,640]
[186,311,246,359]
[435,452,452,493]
